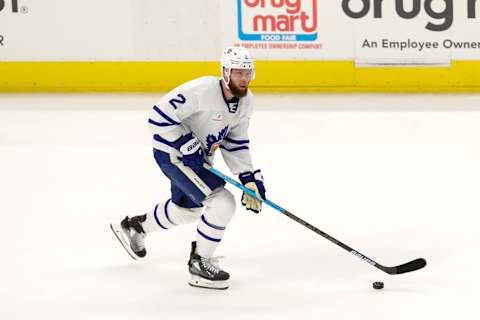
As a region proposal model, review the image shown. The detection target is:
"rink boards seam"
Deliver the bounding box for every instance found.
[1,61,480,92]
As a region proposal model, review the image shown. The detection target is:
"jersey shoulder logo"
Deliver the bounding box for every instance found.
[212,113,223,121]
[206,126,229,156]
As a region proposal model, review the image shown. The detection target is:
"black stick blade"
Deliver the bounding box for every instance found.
[395,258,427,274]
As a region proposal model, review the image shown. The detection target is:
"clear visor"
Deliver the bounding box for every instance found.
[228,68,255,81]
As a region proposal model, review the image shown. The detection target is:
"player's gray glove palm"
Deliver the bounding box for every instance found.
[239,170,266,213]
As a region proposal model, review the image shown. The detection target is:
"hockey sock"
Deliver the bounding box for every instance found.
[142,199,202,233]
[195,189,235,257]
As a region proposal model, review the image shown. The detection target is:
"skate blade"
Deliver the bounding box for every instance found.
[110,223,138,261]
[188,275,229,290]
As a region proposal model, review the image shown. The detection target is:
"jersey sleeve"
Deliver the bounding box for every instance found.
[220,98,255,175]
[148,88,198,151]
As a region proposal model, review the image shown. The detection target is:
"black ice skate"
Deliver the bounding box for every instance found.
[187,241,230,290]
[110,215,147,260]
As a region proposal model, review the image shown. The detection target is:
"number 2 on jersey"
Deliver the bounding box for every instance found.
[169,94,186,110]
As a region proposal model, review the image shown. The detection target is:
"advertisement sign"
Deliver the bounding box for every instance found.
[0,0,134,61]
[0,0,27,51]
[343,0,480,63]
[0,0,221,61]
[222,0,480,62]
[0,0,23,13]
[222,0,331,59]
[237,0,318,42]
[1,0,480,62]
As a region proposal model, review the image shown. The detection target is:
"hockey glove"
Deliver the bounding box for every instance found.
[239,170,266,213]
[174,133,204,173]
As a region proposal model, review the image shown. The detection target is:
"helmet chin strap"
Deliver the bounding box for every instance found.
[222,69,232,91]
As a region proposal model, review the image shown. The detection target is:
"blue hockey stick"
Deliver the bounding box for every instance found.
[208,167,286,213]
[208,166,426,275]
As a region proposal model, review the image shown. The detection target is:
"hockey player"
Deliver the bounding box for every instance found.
[110,46,266,290]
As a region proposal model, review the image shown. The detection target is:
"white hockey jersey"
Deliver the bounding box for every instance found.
[148,76,255,175]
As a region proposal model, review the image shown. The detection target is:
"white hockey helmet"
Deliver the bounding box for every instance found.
[221,46,255,85]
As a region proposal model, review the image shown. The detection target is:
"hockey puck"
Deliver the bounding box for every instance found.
[373,281,384,290]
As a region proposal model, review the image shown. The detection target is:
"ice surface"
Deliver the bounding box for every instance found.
[1,93,479,320]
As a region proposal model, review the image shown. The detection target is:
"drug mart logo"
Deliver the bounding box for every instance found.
[238,0,318,42]
[0,0,29,14]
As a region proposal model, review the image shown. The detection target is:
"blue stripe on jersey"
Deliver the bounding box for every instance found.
[224,137,250,145]
[197,228,222,242]
[153,204,168,229]
[164,199,176,225]
[154,134,197,152]
[200,215,226,230]
[153,106,181,125]
[220,145,249,152]
[154,134,175,148]
[148,118,178,127]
